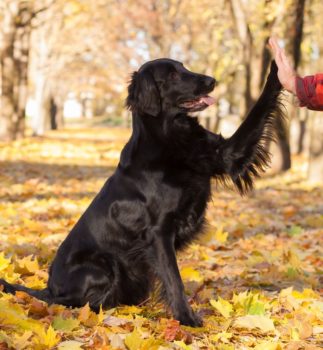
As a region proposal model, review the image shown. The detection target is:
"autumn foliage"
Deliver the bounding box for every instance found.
[0,128,322,349]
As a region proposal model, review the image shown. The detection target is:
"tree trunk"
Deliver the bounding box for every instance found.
[0,2,19,140]
[292,0,306,70]
[15,2,33,138]
[49,97,58,130]
[32,26,50,136]
[228,0,254,114]
[290,0,306,155]
[297,109,308,154]
[0,1,32,141]
[32,75,51,135]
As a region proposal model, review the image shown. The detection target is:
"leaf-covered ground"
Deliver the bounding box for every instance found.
[0,127,322,350]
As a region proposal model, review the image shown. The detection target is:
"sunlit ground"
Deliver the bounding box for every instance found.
[0,127,322,350]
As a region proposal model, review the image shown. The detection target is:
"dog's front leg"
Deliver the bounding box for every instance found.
[149,226,202,327]
[205,61,284,194]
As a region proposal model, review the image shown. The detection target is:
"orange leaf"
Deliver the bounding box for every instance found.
[164,319,181,341]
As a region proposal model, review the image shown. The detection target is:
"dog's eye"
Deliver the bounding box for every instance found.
[169,72,180,80]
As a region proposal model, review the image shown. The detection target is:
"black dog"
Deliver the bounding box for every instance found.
[0,59,283,327]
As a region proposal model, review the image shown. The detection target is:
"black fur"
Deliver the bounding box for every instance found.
[0,59,284,327]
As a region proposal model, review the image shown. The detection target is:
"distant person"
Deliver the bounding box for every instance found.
[269,37,323,111]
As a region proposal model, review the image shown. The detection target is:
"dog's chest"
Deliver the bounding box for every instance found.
[168,173,211,248]
[176,190,209,246]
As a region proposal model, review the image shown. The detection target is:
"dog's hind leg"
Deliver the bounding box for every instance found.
[49,257,122,311]
[50,252,151,312]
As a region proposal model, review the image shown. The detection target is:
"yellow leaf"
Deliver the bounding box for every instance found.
[232,290,249,307]
[97,304,105,323]
[254,341,282,350]
[173,340,192,350]
[78,303,99,326]
[58,340,84,350]
[119,305,142,315]
[232,291,266,315]
[291,288,319,299]
[52,316,80,332]
[215,226,229,243]
[38,325,60,348]
[124,329,143,350]
[234,315,275,332]
[210,297,233,318]
[0,299,44,335]
[0,252,11,272]
[24,275,47,289]
[22,218,44,232]
[200,224,228,244]
[291,327,300,340]
[15,255,39,275]
[141,338,163,350]
[12,331,33,350]
[180,267,203,282]
[210,331,233,343]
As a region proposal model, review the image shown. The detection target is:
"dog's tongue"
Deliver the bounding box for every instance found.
[200,96,215,106]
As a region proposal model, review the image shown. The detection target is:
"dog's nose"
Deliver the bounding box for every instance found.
[205,77,216,89]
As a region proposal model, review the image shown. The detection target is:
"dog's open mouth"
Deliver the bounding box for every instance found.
[179,95,215,111]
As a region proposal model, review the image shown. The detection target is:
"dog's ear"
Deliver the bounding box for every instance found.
[126,70,161,116]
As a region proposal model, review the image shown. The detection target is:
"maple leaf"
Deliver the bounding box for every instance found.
[210,331,233,343]
[78,303,99,327]
[0,253,11,272]
[52,316,80,332]
[164,319,181,341]
[124,329,143,350]
[36,325,60,348]
[15,255,39,275]
[210,297,233,318]
[180,267,203,282]
[234,315,275,333]
[254,341,282,350]
[215,226,229,244]
[57,340,84,350]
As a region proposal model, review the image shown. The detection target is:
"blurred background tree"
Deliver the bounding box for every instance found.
[0,0,322,180]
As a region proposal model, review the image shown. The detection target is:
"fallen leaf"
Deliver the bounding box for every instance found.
[180,267,203,282]
[37,325,60,348]
[234,315,275,332]
[0,253,11,272]
[124,329,143,350]
[57,340,84,350]
[52,316,80,332]
[210,297,233,318]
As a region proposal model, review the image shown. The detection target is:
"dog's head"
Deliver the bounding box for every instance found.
[126,58,216,117]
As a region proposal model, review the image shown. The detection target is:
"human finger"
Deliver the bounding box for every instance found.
[269,37,282,57]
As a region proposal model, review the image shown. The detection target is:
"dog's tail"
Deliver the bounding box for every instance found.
[0,278,51,302]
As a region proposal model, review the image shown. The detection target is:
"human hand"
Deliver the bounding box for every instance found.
[269,37,297,94]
